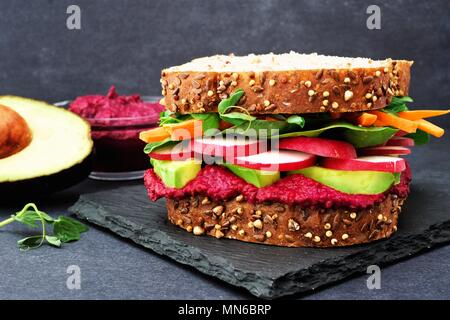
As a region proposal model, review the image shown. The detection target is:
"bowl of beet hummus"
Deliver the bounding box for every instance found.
[66,86,164,180]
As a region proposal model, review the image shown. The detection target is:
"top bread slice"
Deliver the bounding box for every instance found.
[160,52,413,115]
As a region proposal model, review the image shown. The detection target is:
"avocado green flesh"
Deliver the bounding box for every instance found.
[394,172,401,185]
[0,96,93,183]
[221,163,280,187]
[289,166,395,195]
[151,158,201,189]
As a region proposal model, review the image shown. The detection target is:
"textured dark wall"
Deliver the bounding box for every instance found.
[0,0,449,122]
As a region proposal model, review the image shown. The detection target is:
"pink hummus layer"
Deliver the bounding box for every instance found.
[144,163,411,209]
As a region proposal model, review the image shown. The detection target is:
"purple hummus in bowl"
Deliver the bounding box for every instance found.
[61,86,164,180]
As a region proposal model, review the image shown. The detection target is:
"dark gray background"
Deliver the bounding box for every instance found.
[0,0,449,125]
[0,0,449,300]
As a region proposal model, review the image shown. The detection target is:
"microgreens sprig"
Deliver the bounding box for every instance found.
[0,203,88,251]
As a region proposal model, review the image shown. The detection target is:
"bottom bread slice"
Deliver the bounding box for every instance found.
[166,194,406,247]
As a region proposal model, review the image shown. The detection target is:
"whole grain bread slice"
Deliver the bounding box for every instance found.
[160,52,413,114]
[167,193,406,247]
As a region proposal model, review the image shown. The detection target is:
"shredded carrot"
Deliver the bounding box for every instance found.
[163,119,203,141]
[139,126,171,143]
[355,112,378,126]
[397,110,450,121]
[415,119,445,138]
[369,110,418,133]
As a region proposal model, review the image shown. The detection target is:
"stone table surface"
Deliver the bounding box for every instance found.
[1,138,449,299]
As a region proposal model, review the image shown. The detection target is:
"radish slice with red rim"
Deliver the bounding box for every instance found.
[358,146,411,156]
[385,137,414,147]
[321,156,406,172]
[233,150,317,171]
[193,135,263,159]
[278,136,356,159]
[148,140,193,161]
[394,130,408,137]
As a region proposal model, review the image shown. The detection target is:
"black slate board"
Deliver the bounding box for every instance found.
[69,180,450,299]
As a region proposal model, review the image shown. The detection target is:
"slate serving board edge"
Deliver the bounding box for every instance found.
[70,197,450,299]
[71,198,276,297]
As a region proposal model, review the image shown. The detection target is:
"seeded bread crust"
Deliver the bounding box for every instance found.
[166,194,406,247]
[160,60,412,115]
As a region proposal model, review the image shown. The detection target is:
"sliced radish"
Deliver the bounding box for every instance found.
[148,140,193,161]
[386,137,414,147]
[193,135,263,159]
[321,156,406,173]
[358,146,411,156]
[233,150,317,171]
[278,136,356,159]
[394,130,408,137]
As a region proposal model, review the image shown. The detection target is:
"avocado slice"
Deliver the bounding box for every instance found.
[151,158,201,189]
[0,96,93,200]
[394,172,401,185]
[289,166,395,194]
[221,163,280,187]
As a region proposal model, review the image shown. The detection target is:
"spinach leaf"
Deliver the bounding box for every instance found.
[220,112,256,126]
[159,110,180,125]
[159,110,191,125]
[390,96,414,105]
[343,127,398,148]
[286,115,305,128]
[225,119,289,137]
[276,121,398,148]
[143,138,176,154]
[190,113,220,134]
[383,96,413,114]
[405,129,429,145]
[218,89,244,114]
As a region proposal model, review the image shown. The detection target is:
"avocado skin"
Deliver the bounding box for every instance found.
[0,153,92,203]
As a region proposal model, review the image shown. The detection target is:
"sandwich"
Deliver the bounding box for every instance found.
[139,52,449,247]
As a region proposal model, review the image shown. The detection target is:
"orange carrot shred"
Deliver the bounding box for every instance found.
[398,110,450,121]
[369,110,418,133]
[415,119,445,138]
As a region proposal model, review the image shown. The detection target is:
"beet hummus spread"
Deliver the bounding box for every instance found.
[69,86,164,141]
[144,163,411,210]
[70,86,162,120]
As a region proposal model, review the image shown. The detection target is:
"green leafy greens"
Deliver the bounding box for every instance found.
[217,89,305,136]
[286,115,306,127]
[217,89,245,114]
[405,129,430,145]
[383,96,413,114]
[190,113,221,135]
[276,121,398,148]
[0,203,88,251]
[143,138,176,154]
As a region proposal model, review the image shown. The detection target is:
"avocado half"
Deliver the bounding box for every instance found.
[0,96,93,201]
